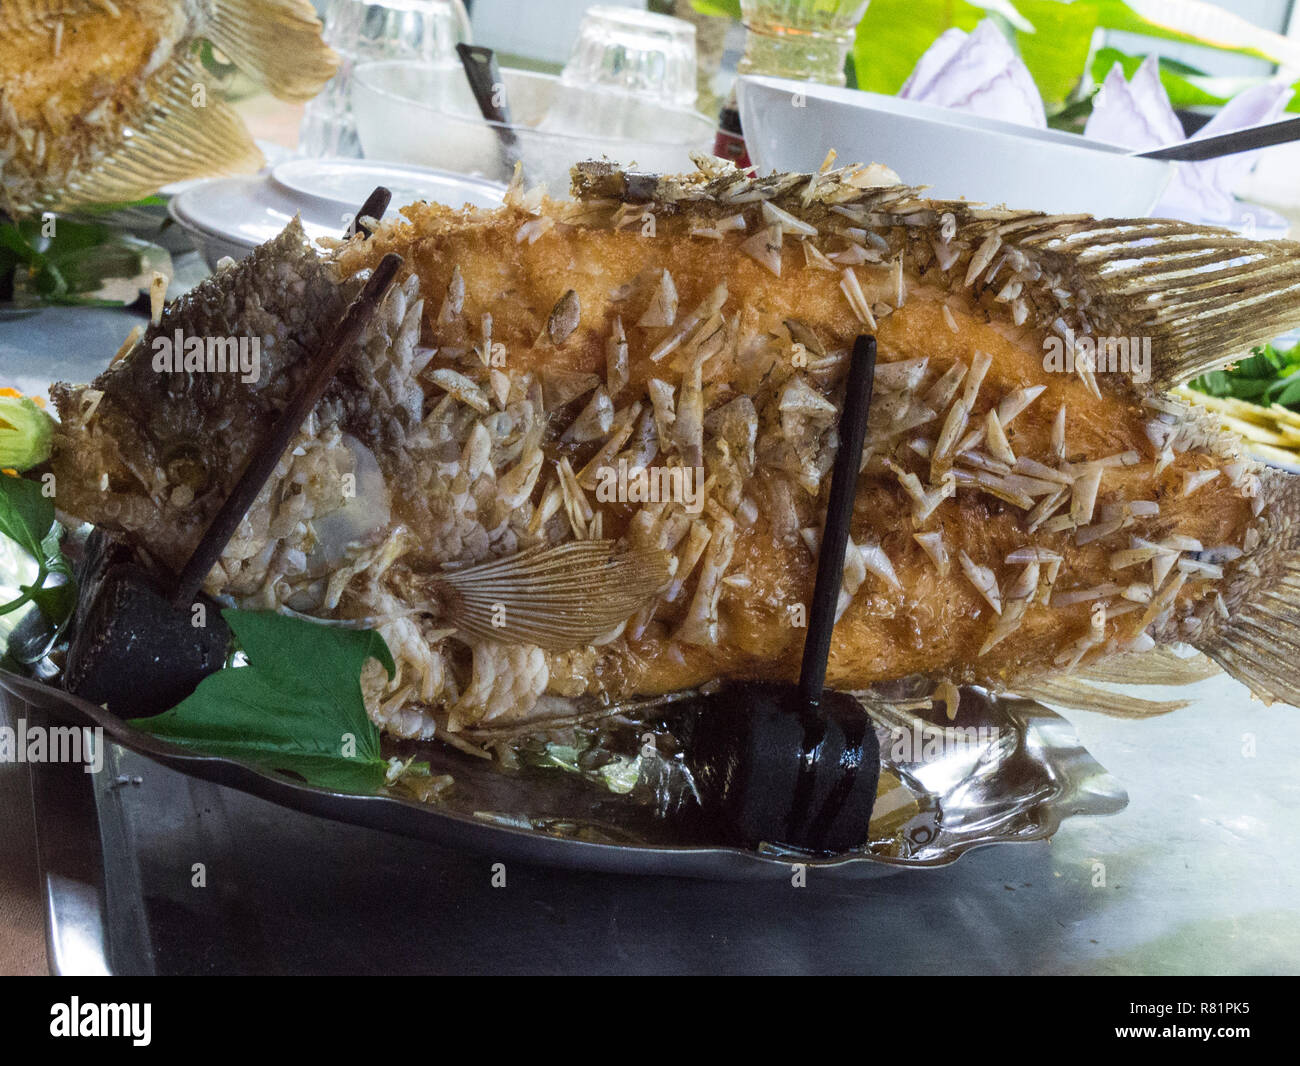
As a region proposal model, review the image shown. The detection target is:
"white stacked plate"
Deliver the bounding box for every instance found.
[170,158,506,268]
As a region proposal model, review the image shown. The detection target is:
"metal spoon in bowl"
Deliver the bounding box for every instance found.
[1136,115,1300,162]
[455,43,522,177]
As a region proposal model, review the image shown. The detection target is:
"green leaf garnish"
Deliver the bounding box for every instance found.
[70,196,168,215]
[1190,339,1300,411]
[1012,0,1100,113]
[689,0,740,17]
[134,609,400,794]
[0,474,74,624]
[0,215,146,306]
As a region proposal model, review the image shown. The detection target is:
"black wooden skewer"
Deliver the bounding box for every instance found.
[348,186,391,239]
[679,334,881,852]
[170,253,403,608]
[797,334,877,712]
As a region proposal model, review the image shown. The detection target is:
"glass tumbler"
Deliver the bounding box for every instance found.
[559,5,699,111]
[299,0,472,158]
[539,5,701,144]
[737,0,870,86]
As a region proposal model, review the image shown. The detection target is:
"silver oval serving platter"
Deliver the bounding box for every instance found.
[0,663,1127,880]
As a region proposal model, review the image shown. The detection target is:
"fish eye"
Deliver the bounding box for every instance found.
[162,444,209,493]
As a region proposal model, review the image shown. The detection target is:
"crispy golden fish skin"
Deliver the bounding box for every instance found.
[50,158,1300,741]
[0,0,337,215]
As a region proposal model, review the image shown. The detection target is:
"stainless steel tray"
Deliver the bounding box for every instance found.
[0,667,1126,879]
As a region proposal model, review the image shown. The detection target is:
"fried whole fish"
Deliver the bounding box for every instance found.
[49,157,1300,744]
[0,0,336,215]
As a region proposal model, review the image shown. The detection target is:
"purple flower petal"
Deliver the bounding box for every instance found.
[1084,56,1292,222]
[1084,57,1182,150]
[899,20,1045,129]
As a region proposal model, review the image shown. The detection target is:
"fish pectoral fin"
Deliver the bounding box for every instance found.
[201,0,339,102]
[1008,675,1189,718]
[436,540,670,651]
[43,55,262,213]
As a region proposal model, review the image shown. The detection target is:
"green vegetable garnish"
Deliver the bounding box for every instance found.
[1189,339,1300,410]
[0,393,54,471]
[1,215,146,307]
[0,473,75,624]
[134,609,409,793]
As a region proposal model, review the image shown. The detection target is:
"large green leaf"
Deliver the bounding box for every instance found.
[852,0,987,96]
[1013,0,1099,110]
[1091,46,1300,119]
[691,0,741,15]
[1090,47,1228,108]
[1093,0,1294,64]
[136,610,400,793]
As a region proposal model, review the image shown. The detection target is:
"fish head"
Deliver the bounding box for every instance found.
[50,219,353,574]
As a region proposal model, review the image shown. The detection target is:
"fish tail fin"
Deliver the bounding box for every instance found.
[202,0,339,102]
[0,2,333,215]
[1064,221,1300,391]
[41,54,263,213]
[1195,468,1300,706]
[437,540,671,651]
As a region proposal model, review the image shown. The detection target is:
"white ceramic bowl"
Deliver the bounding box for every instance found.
[170,158,505,269]
[351,61,715,192]
[737,75,1174,218]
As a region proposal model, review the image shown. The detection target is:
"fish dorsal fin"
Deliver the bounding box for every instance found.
[23,53,263,213]
[569,160,1300,392]
[200,0,339,102]
[437,540,671,650]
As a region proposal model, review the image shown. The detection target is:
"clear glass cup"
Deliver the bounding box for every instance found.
[353,61,716,189]
[737,0,870,86]
[299,0,472,158]
[559,5,699,111]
